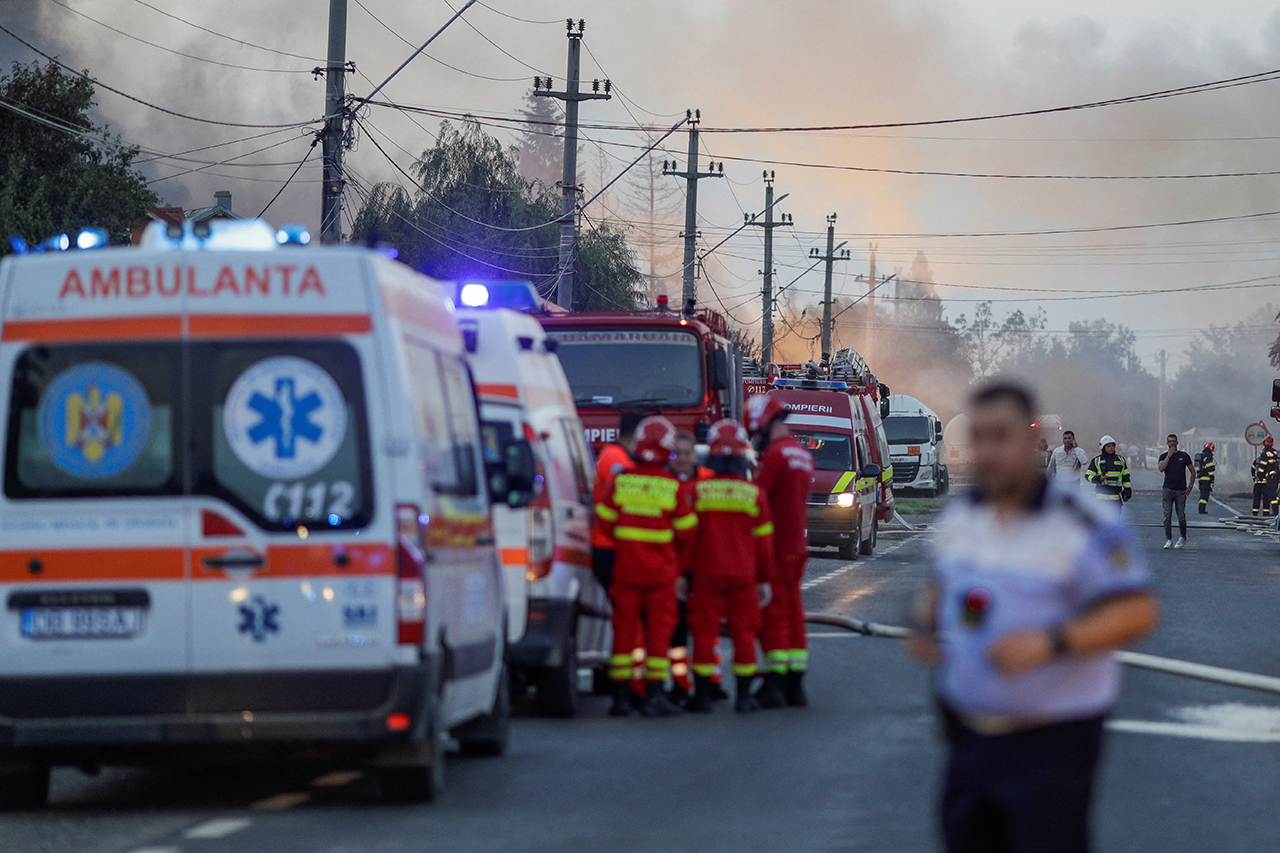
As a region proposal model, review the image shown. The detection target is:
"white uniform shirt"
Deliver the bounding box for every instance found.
[930,479,1150,720]
[1047,445,1089,484]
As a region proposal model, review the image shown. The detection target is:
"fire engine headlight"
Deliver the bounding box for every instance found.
[835,492,855,508]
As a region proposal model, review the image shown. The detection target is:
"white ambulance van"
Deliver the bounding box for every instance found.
[456,302,610,717]
[0,220,529,807]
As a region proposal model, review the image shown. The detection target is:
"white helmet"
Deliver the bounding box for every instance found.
[1099,435,1117,448]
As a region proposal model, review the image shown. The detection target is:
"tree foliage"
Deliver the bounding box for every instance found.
[0,60,156,252]
[350,119,643,310]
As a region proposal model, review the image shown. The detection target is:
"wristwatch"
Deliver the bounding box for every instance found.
[1048,625,1070,657]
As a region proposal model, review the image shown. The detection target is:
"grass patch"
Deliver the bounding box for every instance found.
[895,497,948,515]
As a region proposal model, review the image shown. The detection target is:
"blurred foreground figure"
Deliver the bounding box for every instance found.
[910,381,1158,853]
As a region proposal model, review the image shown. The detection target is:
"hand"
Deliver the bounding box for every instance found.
[1183,487,1192,498]
[987,629,1054,676]
[675,576,689,602]
[757,582,772,608]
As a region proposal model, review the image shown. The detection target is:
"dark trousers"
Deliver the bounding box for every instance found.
[1253,483,1269,516]
[941,706,1106,853]
[1198,482,1211,513]
[1161,488,1187,539]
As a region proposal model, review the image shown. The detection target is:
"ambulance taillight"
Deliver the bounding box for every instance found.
[395,504,428,645]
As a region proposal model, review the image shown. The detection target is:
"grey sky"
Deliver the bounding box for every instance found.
[6,0,1280,370]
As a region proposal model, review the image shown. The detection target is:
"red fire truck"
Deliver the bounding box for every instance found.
[539,295,744,450]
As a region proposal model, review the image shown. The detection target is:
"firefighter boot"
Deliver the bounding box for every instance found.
[784,670,808,708]
[639,681,684,717]
[608,682,631,717]
[754,672,788,709]
[684,675,714,713]
[734,675,760,713]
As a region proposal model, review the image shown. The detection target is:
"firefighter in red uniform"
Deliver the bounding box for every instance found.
[746,393,816,709]
[667,429,715,703]
[590,409,644,589]
[595,416,698,717]
[683,420,775,713]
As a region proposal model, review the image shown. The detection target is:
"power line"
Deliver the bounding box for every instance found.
[475,3,563,25]
[124,0,325,61]
[258,137,320,217]
[361,0,481,104]
[0,23,320,129]
[695,67,1280,133]
[47,0,309,73]
[352,0,531,82]
[440,0,552,76]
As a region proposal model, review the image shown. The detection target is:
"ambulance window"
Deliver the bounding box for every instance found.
[403,340,462,494]
[436,355,481,498]
[194,341,372,531]
[560,419,593,504]
[5,343,181,498]
[793,431,853,472]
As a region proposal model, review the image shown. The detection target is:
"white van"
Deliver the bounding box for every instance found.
[457,305,610,717]
[0,220,529,807]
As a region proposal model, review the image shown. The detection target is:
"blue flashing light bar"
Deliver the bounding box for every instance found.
[76,228,109,250]
[772,378,850,391]
[453,280,540,313]
[275,224,311,245]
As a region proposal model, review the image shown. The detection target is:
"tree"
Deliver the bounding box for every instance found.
[515,87,562,188]
[351,118,643,310]
[0,60,156,252]
[1174,304,1277,433]
[622,152,682,301]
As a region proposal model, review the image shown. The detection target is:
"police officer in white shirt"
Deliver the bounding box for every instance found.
[910,382,1158,853]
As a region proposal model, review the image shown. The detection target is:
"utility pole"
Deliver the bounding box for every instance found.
[811,213,850,358]
[320,0,350,244]
[1158,348,1167,444]
[746,171,792,363]
[664,110,724,308]
[533,20,611,309]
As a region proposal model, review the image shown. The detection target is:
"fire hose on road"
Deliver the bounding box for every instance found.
[805,612,1280,697]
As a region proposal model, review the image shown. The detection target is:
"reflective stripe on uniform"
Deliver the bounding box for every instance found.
[595,503,619,522]
[692,663,717,677]
[609,652,632,681]
[752,521,774,537]
[732,662,759,677]
[765,649,789,674]
[788,649,808,672]
[645,656,670,680]
[615,526,675,543]
[672,513,699,531]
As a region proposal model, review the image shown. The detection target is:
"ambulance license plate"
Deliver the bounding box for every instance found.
[20,606,145,640]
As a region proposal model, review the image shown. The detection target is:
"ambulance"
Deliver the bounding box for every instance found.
[456,302,610,717]
[769,382,882,560]
[0,220,527,807]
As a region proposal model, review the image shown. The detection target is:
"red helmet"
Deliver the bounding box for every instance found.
[708,419,751,457]
[632,416,678,464]
[1266,436,1274,447]
[744,394,788,434]
[1205,442,1215,452]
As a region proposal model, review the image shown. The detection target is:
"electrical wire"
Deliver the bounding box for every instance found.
[439,0,552,76]
[146,134,314,183]
[124,0,324,61]
[47,0,309,74]
[0,23,321,129]
[353,0,532,83]
[475,3,563,25]
[257,137,320,217]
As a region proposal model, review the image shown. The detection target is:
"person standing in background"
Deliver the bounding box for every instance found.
[1158,434,1195,549]
[1047,430,1089,490]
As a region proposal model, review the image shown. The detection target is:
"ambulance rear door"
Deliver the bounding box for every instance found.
[183,255,400,695]
[0,252,191,699]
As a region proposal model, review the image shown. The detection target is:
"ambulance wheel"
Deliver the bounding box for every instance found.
[456,662,511,757]
[535,633,579,718]
[0,757,49,810]
[837,540,857,561]
[860,521,877,555]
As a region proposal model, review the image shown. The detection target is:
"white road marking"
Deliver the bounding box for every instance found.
[251,792,312,811]
[1211,495,1238,515]
[184,817,253,839]
[801,532,927,591]
[311,770,364,788]
[1108,720,1280,743]
[806,631,863,638]
[127,848,181,853]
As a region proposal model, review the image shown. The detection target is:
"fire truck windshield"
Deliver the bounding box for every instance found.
[793,432,853,472]
[547,329,703,408]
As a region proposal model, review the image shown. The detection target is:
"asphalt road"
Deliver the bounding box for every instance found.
[6,473,1280,853]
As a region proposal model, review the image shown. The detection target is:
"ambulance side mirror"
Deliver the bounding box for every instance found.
[500,438,537,508]
[861,463,882,480]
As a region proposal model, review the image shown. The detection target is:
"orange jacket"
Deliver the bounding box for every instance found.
[591,443,635,549]
[686,474,775,584]
[595,463,698,586]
